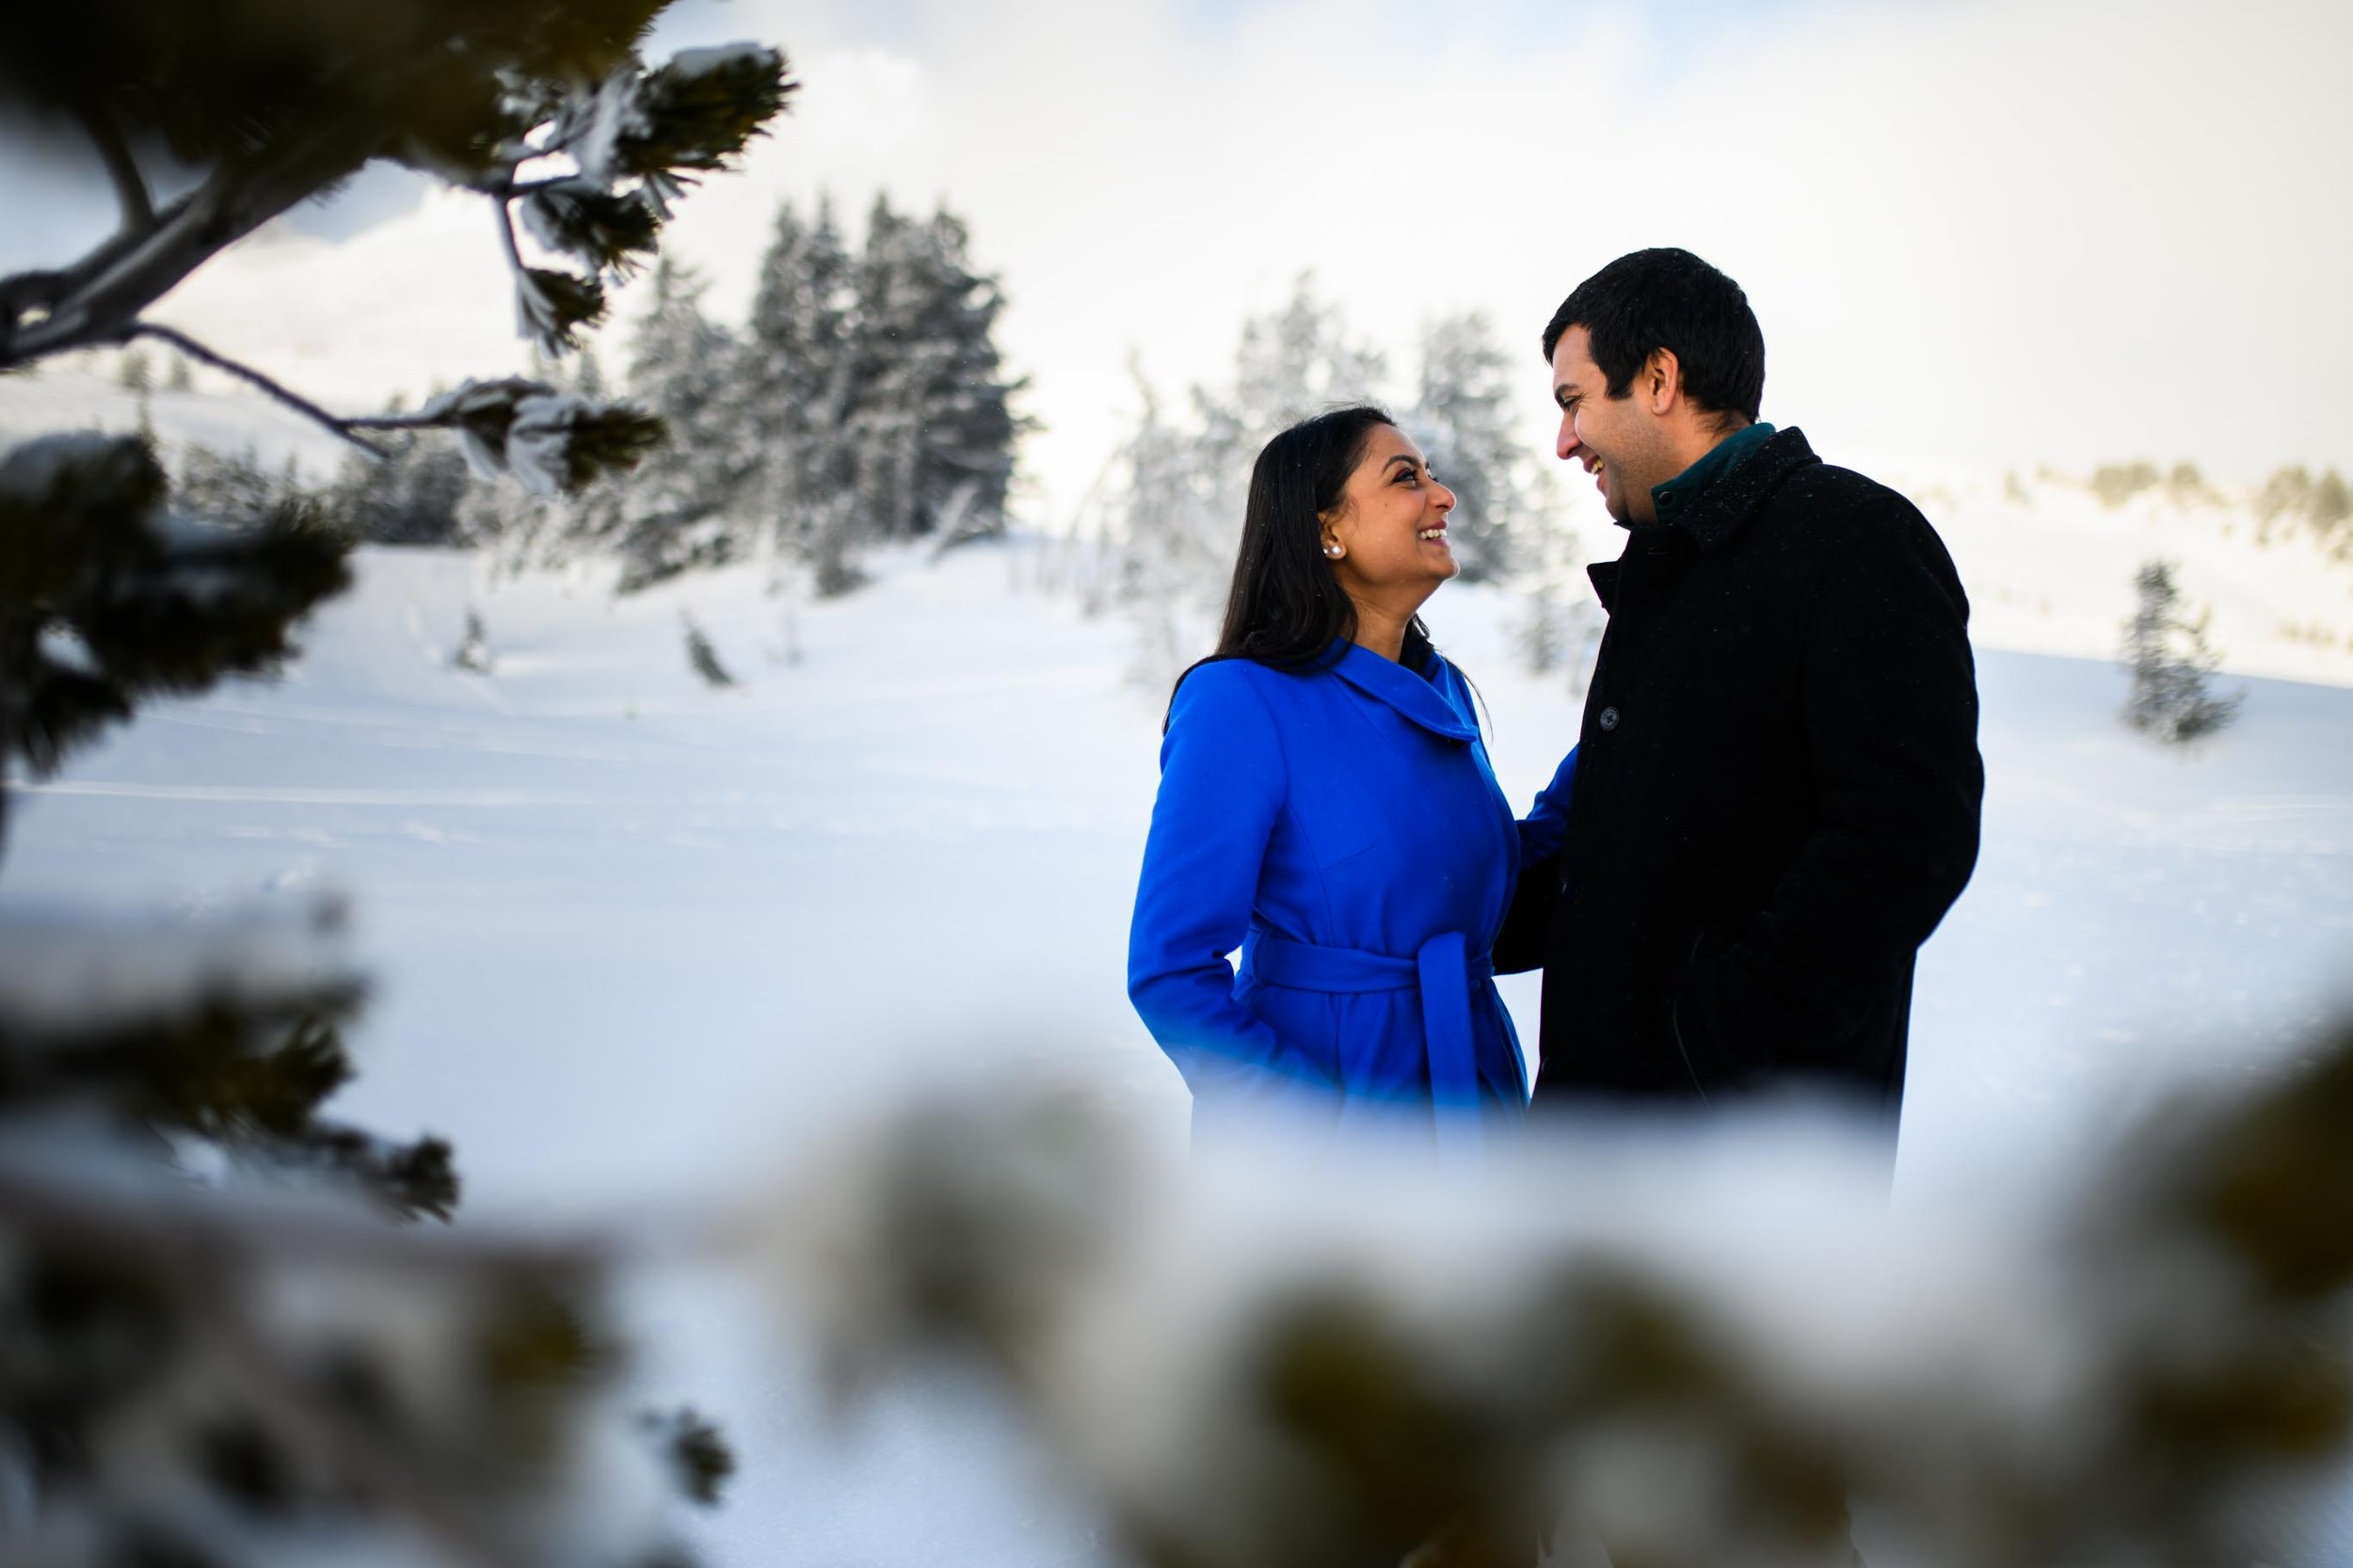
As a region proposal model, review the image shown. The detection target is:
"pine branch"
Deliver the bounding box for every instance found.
[0,1166,566,1568]
[131,323,393,459]
[0,1160,632,1273]
[194,1272,536,1568]
[0,187,202,351]
[0,267,67,323]
[2,97,381,367]
[465,174,577,201]
[72,97,156,234]
[494,192,528,277]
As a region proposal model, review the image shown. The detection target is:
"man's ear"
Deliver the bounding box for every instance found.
[1642,347,1682,415]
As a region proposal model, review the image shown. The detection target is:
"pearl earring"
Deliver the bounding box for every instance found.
[1324,544,1342,558]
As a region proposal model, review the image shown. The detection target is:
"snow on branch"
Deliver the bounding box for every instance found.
[488,43,792,357]
[360,379,664,497]
[0,900,353,1038]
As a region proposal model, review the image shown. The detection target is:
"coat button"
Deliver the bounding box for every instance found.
[1597,706,1621,731]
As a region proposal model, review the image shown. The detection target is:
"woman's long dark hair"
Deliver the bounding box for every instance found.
[1166,406,1434,724]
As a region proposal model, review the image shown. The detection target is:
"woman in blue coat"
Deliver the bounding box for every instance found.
[1128,406,1574,1160]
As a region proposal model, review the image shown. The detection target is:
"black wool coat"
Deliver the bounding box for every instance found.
[1498,427,1983,1117]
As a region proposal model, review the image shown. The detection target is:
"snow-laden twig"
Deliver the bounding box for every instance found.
[131,322,393,458]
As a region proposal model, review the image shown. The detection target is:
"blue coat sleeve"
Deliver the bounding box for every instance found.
[1495,745,1576,974]
[1517,745,1577,867]
[1127,664,1310,1096]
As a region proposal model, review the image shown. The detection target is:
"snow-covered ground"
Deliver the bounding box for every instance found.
[16,536,2344,1207]
[4,376,2351,1562]
[6,536,2350,1564]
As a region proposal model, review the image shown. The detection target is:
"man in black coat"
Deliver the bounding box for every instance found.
[1502,248,1983,1130]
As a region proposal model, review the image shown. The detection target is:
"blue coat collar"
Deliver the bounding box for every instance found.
[1324,641,1480,743]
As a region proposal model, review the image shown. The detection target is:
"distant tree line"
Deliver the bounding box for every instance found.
[2088,457,2351,554]
[155,192,1026,600]
[473,192,1027,594]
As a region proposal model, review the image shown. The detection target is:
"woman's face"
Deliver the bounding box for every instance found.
[1319,424,1459,601]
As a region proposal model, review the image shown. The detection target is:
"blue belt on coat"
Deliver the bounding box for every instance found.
[1240,928,1512,1164]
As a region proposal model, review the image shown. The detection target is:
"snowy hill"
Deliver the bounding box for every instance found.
[1882,455,2353,689]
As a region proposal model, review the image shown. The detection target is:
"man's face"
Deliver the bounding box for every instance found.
[1550,326,1666,525]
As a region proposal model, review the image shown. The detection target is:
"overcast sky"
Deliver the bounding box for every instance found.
[9,0,2349,518]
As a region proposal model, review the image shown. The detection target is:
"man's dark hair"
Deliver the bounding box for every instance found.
[1541,248,1765,428]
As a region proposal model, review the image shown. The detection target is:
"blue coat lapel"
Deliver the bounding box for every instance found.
[1327,641,1480,743]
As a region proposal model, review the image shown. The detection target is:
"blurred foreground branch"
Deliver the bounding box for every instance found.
[766,1025,2353,1568]
[0,7,792,1563]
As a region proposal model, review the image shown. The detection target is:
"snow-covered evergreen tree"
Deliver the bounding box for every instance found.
[1404,311,1544,583]
[599,257,747,587]
[333,432,474,545]
[744,197,862,593]
[846,196,1026,548]
[1224,272,1388,438]
[1103,276,1387,684]
[411,190,1029,599]
[2121,558,2242,742]
[1107,366,1225,684]
[715,193,1027,596]
[453,608,493,673]
[901,206,1026,545]
[174,440,308,532]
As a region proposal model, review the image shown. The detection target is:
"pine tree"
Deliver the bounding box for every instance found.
[744,196,861,592]
[1109,365,1223,685]
[332,432,475,545]
[175,440,309,531]
[0,435,351,857]
[1405,311,1543,584]
[899,206,1025,546]
[846,196,1026,547]
[454,608,493,673]
[728,192,1025,595]
[599,256,747,588]
[2121,559,2242,742]
[1225,272,1387,436]
[1106,276,1387,682]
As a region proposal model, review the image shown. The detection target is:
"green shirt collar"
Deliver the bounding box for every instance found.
[1650,421,1776,527]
